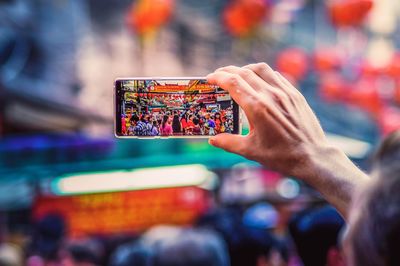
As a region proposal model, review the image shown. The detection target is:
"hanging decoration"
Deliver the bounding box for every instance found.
[319,73,348,102]
[276,48,308,81]
[223,0,271,37]
[359,60,384,77]
[346,77,382,115]
[314,48,342,72]
[379,107,400,135]
[327,0,374,28]
[126,0,175,36]
[394,80,400,105]
[386,53,400,78]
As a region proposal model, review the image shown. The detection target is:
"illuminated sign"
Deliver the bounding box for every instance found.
[152,84,216,93]
[33,187,208,238]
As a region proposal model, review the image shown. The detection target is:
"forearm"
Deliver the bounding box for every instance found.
[206,64,371,219]
[302,145,370,219]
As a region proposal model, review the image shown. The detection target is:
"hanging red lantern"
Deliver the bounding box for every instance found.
[276,48,308,81]
[327,0,374,28]
[314,48,342,72]
[346,77,383,115]
[223,0,271,37]
[359,59,386,77]
[379,106,400,135]
[319,72,348,102]
[394,80,400,105]
[126,0,175,35]
[385,53,400,78]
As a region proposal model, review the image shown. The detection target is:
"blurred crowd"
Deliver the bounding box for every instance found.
[0,129,395,266]
[0,203,345,266]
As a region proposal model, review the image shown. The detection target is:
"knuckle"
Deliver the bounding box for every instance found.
[289,90,304,102]
[252,98,265,110]
[254,62,269,72]
[217,65,234,72]
[224,65,237,71]
[226,74,241,87]
[240,68,253,79]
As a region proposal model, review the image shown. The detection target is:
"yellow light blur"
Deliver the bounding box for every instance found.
[52,164,215,195]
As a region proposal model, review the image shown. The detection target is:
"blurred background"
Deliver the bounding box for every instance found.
[0,0,399,265]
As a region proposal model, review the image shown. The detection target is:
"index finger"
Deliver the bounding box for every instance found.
[244,63,299,96]
[206,71,259,111]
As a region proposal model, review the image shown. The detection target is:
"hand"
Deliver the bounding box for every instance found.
[207,63,370,218]
[207,63,330,180]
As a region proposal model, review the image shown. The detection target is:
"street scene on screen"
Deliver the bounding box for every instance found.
[118,79,236,136]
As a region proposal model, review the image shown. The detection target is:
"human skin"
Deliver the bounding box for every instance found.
[207,63,370,218]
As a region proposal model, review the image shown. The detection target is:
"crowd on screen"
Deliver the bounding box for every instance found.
[121,105,234,136]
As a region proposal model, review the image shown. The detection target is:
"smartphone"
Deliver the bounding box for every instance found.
[114,78,241,138]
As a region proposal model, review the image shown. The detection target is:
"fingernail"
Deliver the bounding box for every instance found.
[209,137,216,145]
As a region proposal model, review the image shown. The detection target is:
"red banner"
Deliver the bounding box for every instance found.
[152,84,216,92]
[33,187,209,238]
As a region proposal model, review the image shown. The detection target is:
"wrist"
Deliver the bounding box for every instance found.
[300,143,369,185]
[296,143,370,218]
[298,144,346,182]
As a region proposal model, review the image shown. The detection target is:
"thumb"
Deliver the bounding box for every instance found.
[209,133,246,155]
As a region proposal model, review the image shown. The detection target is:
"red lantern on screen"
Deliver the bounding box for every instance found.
[276,48,308,81]
[126,0,175,35]
[223,0,270,37]
[314,48,342,72]
[319,73,348,102]
[328,0,374,28]
[346,77,383,115]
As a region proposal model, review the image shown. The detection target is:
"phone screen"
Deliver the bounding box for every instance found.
[115,78,240,137]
